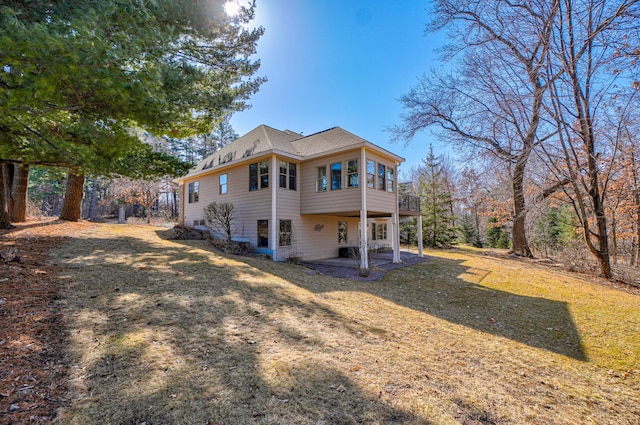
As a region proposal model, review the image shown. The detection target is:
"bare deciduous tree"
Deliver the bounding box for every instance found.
[204,201,236,242]
[392,0,560,257]
[541,0,639,278]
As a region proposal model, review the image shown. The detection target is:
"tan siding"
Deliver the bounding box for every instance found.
[300,150,362,215]
[293,216,360,261]
[183,163,273,247]
[365,151,397,214]
[182,174,216,227]
[273,158,301,260]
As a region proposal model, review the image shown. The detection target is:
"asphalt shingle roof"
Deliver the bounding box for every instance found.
[182,124,402,180]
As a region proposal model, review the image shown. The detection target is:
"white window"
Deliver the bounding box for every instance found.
[331,162,342,190]
[220,174,227,194]
[386,168,394,193]
[188,181,199,203]
[367,160,375,188]
[347,159,358,188]
[279,219,292,246]
[317,166,327,192]
[377,163,386,191]
[249,161,269,191]
[372,223,387,240]
[279,161,297,190]
[338,221,348,244]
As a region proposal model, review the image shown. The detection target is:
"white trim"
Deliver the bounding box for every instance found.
[360,147,368,270]
[393,163,401,263]
[271,155,278,260]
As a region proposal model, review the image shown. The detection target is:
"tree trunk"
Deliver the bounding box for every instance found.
[118,202,126,224]
[87,178,98,221]
[59,171,85,221]
[0,162,12,229]
[611,212,617,265]
[9,164,29,222]
[511,152,533,257]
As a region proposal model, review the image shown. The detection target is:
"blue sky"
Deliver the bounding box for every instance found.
[229,0,445,175]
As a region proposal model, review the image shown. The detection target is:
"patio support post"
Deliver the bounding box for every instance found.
[271,155,278,261]
[392,212,400,263]
[360,147,368,270]
[393,162,401,263]
[417,214,424,258]
[360,209,368,270]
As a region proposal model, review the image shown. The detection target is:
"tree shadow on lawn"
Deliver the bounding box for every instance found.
[58,233,430,424]
[232,248,587,362]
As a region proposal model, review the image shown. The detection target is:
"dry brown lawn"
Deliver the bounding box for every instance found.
[49,223,639,424]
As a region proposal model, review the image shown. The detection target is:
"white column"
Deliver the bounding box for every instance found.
[271,155,278,261]
[417,214,424,258]
[393,163,401,263]
[360,147,368,270]
[360,210,368,270]
[392,212,401,263]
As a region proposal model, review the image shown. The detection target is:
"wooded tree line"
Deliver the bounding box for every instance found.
[393,0,640,279]
[25,128,237,223]
[0,0,261,227]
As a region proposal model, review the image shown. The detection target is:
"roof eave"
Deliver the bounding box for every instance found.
[173,149,303,183]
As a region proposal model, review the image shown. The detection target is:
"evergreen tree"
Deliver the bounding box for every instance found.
[486,217,510,249]
[460,213,482,247]
[418,145,458,247]
[0,0,263,226]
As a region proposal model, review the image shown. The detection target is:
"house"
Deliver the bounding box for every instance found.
[174,125,422,269]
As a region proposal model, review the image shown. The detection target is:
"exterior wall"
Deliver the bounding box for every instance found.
[181,148,400,261]
[273,157,301,260]
[182,160,273,249]
[368,218,392,251]
[364,150,398,214]
[290,215,360,261]
[300,149,363,215]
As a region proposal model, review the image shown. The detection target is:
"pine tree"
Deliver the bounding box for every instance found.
[418,145,458,247]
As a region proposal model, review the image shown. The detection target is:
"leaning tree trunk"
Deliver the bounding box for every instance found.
[59,171,85,221]
[9,164,29,222]
[511,152,533,257]
[0,162,12,229]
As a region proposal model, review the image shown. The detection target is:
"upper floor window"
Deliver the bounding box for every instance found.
[386,168,394,193]
[331,162,342,190]
[347,159,358,188]
[367,160,376,188]
[188,181,199,203]
[317,166,327,192]
[289,163,297,190]
[279,161,297,190]
[220,174,227,195]
[377,164,386,191]
[249,161,269,191]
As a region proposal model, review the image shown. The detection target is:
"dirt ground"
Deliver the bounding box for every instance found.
[0,220,91,424]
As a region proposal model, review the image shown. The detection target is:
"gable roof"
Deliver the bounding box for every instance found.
[192,125,301,173]
[176,124,404,182]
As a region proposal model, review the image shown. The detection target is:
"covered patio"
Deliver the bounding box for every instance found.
[302,249,427,281]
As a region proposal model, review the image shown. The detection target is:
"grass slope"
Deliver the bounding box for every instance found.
[54,224,639,424]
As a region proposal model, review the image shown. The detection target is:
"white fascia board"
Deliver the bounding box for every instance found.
[300,142,405,164]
